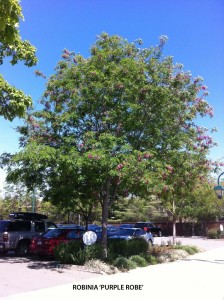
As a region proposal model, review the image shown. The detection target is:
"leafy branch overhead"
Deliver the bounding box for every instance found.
[0,0,37,120]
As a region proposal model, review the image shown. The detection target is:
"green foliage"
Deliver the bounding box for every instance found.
[173,244,200,255]
[0,0,37,120]
[0,182,36,219]
[129,255,148,267]
[54,240,85,264]
[207,229,222,239]
[54,241,104,264]
[0,0,37,66]
[54,238,150,266]
[0,76,32,120]
[108,237,150,259]
[84,243,104,260]
[110,195,166,223]
[113,256,137,271]
[143,254,159,265]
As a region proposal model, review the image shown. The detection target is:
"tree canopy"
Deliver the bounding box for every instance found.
[1,33,217,255]
[0,0,37,120]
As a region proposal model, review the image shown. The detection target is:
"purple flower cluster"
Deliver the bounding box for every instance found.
[117,164,123,170]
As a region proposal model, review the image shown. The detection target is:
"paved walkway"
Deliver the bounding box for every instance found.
[4,246,224,300]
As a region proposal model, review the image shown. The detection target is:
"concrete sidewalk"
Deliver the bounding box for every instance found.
[4,246,224,300]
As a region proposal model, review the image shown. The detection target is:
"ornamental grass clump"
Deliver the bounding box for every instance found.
[173,244,200,255]
[84,259,118,274]
[114,256,137,271]
[129,255,148,267]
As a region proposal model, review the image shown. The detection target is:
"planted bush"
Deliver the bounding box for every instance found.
[145,254,159,265]
[108,237,149,259]
[84,243,104,261]
[114,256,137,271]
[54,240,84,264]
[173,244,200,255]
[54,241,105,264]
[207,229,221,239]
[129,255,148,267]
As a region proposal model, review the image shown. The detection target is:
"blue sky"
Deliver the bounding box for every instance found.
[0,0,224,186]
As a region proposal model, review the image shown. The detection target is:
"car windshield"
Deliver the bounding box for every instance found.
[43,229,66,238]
[116,228,142,236]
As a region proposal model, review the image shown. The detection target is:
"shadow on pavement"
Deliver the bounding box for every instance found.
[183,258,224,265]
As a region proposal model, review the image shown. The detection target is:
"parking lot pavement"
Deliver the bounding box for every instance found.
[0,256,103,298]
[153,236,224,250]
[3,242,224,300]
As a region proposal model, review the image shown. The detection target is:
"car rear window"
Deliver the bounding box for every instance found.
[43,229,66,238]
[117,228,138,236]
[7,221,31,231]
[67,229,85,239]
[35,221,46,232]
[0,221,10,231]
[134,223,146,228]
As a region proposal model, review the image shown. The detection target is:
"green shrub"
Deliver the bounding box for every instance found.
[173,245,200,255]
[114,256,137,271]
[54,240,84,264]
[207,229,221,239]
[108,237,149,259]
[144,254,159,265]
[129,255,148,267]
[54,241,105,264]
[84,243,104,261]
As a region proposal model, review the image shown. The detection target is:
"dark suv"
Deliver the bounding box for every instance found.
[134,222,162,237]
[0,212,57,256]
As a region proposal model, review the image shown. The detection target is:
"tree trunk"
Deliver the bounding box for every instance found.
[172,216,176,245]
[192,222,195,236]
[101,177,111,259]
[84,216,88,230]
[172,199,176,245]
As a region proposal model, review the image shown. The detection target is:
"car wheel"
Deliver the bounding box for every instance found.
[158,231,162,237]
[16,241,30,256]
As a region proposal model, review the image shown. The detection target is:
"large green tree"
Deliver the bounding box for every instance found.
[0,0,37,120]
[1,33,216,256]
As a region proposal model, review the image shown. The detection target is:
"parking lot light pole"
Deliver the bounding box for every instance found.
[214,172,224,199]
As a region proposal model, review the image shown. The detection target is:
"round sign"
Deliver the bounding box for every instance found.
[83,231,97,245]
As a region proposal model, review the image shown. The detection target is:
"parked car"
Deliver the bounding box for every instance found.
[0,212,57,256]
[108,227,154,245]
[29,227,86,257]
[88,225,118,240]
[134,221,162,237]
[118,224,135,229]
[87,224,100,231]
[57,224,85,230]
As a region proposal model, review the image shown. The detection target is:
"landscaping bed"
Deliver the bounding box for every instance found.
[53,238,201,274]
